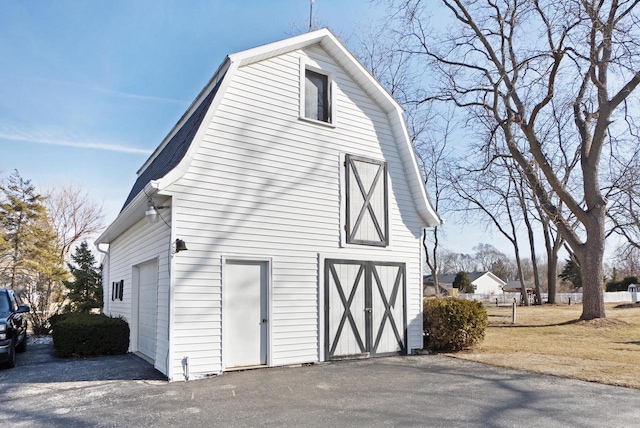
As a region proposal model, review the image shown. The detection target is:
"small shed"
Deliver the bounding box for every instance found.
[628,284,638,302]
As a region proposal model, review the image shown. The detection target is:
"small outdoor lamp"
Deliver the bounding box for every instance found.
[145,199,169,224]
[145,199,159,223]
[175,239,188,253]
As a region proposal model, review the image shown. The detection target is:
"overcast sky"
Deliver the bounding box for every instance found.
[0,0,531,259]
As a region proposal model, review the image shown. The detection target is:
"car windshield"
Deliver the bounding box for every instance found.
[0,293,10,315]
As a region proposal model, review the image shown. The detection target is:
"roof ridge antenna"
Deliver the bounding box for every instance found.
[308,0,314,32]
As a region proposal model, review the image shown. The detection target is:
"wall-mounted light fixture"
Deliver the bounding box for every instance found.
[146,199,168,224]
[175,238,188,253]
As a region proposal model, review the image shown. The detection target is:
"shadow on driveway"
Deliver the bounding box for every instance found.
[2,342,640,427]
[0,339,164,392]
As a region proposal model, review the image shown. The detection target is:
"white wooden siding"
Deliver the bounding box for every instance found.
[104,208,172,375]
[165,44,425,380]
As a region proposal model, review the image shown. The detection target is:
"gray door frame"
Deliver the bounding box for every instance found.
[324,259,406,360]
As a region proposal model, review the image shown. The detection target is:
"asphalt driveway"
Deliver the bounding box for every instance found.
[1,340,639,427]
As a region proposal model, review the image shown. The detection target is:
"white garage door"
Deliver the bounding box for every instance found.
[137,260,158,361]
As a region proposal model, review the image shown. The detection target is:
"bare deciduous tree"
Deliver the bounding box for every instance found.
[416,112,455,295]
[450,159,532,304]
[385,0,640,319]
[45,185,104,261]
[473,243,507,272]
[530,183,566,303]
[355,25,451,293]
[610,244,640,278]
[607,148,640,250]
[439,250,478,274]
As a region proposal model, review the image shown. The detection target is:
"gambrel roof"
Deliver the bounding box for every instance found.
[121,78,222,211]
[97,28,440,245]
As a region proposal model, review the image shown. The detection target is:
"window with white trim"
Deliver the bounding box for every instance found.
[305,69,330,122]
[112,280,124,301]
[301,63,333,124]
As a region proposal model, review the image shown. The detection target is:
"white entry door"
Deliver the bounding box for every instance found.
[137,260,158,361]
[224,260,268,369]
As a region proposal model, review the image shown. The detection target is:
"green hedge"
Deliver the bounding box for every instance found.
[423,297,488,352]
[605,276,638,292]
[48,312,70,330]
[52,313,129,357]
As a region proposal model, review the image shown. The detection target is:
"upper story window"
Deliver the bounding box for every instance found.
[345,154,389,247]
[300,61,334,125]
[305,69,330,122]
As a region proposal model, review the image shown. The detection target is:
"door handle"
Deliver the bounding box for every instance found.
[365,308,372,313]
[262,318,268,323]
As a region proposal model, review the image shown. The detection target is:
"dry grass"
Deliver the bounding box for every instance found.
[450,302,640,389]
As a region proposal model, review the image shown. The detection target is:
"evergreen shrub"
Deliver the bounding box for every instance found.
[605,276,638,292]
[423,297,488,352]
[52,313,129,357]
[452,272,474,293]
[47,313,70,331]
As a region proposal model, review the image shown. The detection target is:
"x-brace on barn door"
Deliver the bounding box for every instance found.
[325,259,406,360]
[345,154,388,247]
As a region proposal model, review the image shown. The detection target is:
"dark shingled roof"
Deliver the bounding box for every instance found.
[120,78,223,212]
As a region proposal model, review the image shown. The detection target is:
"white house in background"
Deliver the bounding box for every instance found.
[424,271,506,295]
[96,29,440,381]
[470,272,506,294]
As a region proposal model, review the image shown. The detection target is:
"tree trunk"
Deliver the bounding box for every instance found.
[10,231,20,289]
[549,236,563,304]
[522,203,542,305]
[421,229,440,297]
[580,249,605,319]
[423,228,440,296]
[542,222,562,305]
[536,193,560,304]
[530,256,542,305]
[578,210,606,320]
[513,248,530,306]
[547,249,558,304]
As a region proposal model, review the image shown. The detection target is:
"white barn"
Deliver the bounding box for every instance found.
[96,29,440,381]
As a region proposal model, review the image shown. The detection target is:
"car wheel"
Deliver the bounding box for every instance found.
[16,335,27,353]
[3,340,16,368]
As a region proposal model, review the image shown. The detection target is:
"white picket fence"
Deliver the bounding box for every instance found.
[458,291,636,305]
[603,291,636,303]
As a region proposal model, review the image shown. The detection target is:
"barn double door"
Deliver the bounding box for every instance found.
[325,259,406,360]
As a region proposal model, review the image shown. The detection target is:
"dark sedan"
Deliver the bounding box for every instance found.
[0,289,29,368]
